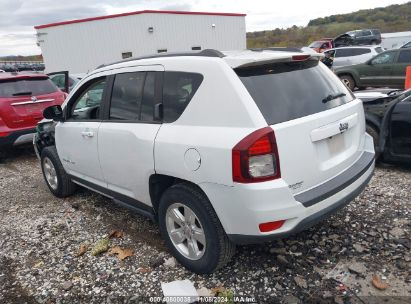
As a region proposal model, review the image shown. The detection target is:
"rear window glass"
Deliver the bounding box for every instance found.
[236,60,354,125]
[0,78,58,97]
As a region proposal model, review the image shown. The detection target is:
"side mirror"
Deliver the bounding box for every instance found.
[43,105,64,122]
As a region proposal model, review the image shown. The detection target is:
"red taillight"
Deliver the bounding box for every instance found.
[232,127,281,183]
[259,220,285,232]
[292,55,311,61]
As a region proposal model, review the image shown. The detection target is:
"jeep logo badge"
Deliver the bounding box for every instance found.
[339,122,349,133]
[31,96,38,102]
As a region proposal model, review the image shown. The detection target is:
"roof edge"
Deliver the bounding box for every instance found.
[34,10,247,30]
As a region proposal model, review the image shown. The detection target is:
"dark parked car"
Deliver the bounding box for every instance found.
[0,64,18,72]
[346,29,381,45]
[31,63,45,71]
[332,29,381,48]
[355,89,411,162]
[15,63,33,71]
[335,48,411,90]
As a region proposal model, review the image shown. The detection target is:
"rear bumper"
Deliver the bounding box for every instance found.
[0,128,36,148]
[228,160,374,244]
[200,138,375,245]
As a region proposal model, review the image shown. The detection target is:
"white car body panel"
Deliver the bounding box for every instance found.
[326,46,381,67]
[271,99,365,195]
[200,134,374,235]
[98,122,161,205]
[56,121,105,187]
[52,49,374,240]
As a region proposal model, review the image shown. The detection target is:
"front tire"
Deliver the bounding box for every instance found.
[158,183,235,274]
[41,146,76,198]
[339,74,355,91]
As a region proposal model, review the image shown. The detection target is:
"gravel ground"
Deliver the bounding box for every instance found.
[0,146,410,304]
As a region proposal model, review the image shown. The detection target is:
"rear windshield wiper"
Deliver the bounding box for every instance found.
[322,93,346,103]
[12,91,32,96]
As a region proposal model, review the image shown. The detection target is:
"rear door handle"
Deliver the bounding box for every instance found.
[81,131,94,138]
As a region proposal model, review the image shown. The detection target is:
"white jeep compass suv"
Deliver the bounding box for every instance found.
[35,49,375,273]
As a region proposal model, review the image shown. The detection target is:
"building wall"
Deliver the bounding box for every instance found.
[36,13,246,73]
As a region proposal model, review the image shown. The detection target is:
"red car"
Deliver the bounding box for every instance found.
[0,72,66,148]
[308,39,334,53]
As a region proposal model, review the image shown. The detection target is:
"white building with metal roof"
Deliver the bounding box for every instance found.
[35,10,246,74]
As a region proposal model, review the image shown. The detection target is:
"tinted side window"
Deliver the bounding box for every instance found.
[398,50,411,63]
[69,77,106,120]
[162,72,203,123]
[371,52,396,65]
[110,72,145,120]
[353,48,371,55]
[140,72,156,121]
[335,49,355,57]
[362,30,372,36]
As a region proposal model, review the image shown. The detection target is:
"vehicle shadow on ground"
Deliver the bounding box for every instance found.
[376,160,411,172]
[0,145,36,164]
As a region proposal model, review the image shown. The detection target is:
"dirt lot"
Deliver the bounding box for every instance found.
[0,146,410,304]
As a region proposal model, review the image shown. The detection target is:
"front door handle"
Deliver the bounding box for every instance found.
[81,131,94,138]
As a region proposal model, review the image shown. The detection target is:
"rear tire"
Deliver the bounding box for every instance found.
[158,183,235,274]
[366,124,381,159]
[339,74,355,91]
[41,146,76,198]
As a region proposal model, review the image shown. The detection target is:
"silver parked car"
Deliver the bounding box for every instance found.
[324,46,383,67]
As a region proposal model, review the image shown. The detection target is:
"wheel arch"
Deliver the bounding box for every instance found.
[149,174,208,218]
[337,71,360,87]
[365,113,382,132]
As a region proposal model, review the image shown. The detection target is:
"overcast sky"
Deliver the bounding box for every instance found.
[0,0,408,56]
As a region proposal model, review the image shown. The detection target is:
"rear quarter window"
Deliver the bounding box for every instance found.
[0,78,58,97]
[162,72,203,123]
[236,60,354,125]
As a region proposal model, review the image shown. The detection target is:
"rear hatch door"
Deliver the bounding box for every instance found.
[236,58,366,195]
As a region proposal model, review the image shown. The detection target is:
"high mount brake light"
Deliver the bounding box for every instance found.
[232,127,281,183]
[292,55,311,61]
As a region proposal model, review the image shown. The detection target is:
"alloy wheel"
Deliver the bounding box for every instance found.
[43,157,58,190]
[165,203,206,260]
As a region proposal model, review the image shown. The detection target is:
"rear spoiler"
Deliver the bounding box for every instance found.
[227,52,324,69]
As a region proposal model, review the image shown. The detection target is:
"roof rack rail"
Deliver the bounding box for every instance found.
[249,47,303,53]
[97,49,225,69]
